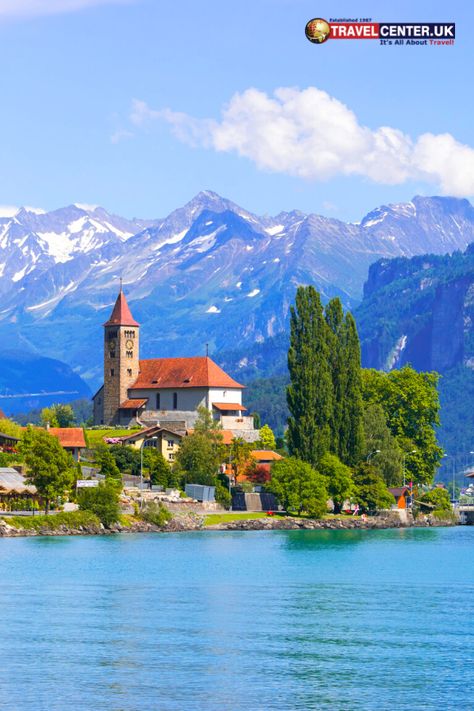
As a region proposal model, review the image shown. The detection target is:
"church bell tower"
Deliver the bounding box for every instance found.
[102,287,140,425]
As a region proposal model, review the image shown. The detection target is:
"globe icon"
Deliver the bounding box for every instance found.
[305,18,331,44]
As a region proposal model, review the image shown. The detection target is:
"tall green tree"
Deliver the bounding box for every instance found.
[40,407,59,428]
[268,457,328,517]
[363,403,403,486]
[20,427,76,512]
[40,403,76,428]
[287,286,333,467]
[362,366,443,484]
[340,313,365,465]
[324,298,345,457]
[258,424,276,450]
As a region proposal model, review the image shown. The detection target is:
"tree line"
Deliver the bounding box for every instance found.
[270,285,444,516]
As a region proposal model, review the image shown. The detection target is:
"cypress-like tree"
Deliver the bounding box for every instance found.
[340,312,365,465]
[324,298,345,456]
[287,286,333,467]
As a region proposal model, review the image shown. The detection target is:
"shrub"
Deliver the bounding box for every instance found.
[215,482,231,509]
[267,457,328,517]
[140,502,172,527]
[78,480,121,527]
[419,487,451,513]
[352,463,395,513]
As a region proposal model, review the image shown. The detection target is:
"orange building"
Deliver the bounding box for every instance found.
[388,486,410,509]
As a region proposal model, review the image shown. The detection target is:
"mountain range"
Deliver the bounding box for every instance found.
[2,192,474,392]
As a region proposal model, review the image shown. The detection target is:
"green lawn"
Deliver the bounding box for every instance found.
[85,429,135,447]
[204,512,285,526]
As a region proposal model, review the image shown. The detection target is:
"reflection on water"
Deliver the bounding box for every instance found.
[0,528,473,710]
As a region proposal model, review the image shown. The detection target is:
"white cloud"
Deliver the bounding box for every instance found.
[110,128,134,144]
[131,86,474,197]
[0,0,133,20]
[0,205,18,217]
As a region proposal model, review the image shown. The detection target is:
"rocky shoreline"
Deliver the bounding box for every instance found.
[0,510,456,537]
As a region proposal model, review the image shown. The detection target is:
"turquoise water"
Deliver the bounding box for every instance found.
[0,527,473,710]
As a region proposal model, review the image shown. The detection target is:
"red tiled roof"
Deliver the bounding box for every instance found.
[212,402,247,411]
[186,428,235,445]
[251,450,284,462]
[120,399,147,409]
[131,357,243,390]
[0,409,6,420]
[103,290,139,327]
[49,428,86,448]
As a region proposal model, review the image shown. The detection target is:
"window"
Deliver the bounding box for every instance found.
[173,392,178,410]
[110,368,115,376]
[127,368,132,377]
[168,453,175,461]
[156,393,160,409]
[167,440,174,448]
[110,351,115,359]
[126,350,133,358]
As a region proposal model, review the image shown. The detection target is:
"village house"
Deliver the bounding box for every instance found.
[120,425,184,464]
[48,427,87,462]
[388,486,410,510]
[20,426,87,462]
[93,288,259,442]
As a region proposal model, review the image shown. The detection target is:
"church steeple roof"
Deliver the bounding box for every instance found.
[103,289,139,327]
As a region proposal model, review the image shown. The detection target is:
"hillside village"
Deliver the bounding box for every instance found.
[0,284,455,533]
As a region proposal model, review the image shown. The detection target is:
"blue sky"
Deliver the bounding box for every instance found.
[0,0,471,221]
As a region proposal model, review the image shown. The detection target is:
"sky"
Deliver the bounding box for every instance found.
[0,0,471,221]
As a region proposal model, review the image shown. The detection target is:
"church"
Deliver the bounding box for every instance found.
[92,288,259,441]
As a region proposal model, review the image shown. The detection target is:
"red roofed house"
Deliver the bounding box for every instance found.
[92,288,259,441]
[47,427,87,461]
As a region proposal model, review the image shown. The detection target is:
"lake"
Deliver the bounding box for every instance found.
[0,527,473,710]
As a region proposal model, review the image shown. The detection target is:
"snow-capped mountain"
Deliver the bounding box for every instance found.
[1,191,474,388]
[0,204,156,295]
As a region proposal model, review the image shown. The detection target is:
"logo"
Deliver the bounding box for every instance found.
[305,18,331,44]
[305,18,455,46]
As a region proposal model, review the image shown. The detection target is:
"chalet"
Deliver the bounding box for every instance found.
[92,288,259,442]
[388,486,410,510]
[48,427,86,461]
[120,425,184,464]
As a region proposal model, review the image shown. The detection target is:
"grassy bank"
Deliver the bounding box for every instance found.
[85,429,133,447]
[204,512,286,526]
[3,510,100,532]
